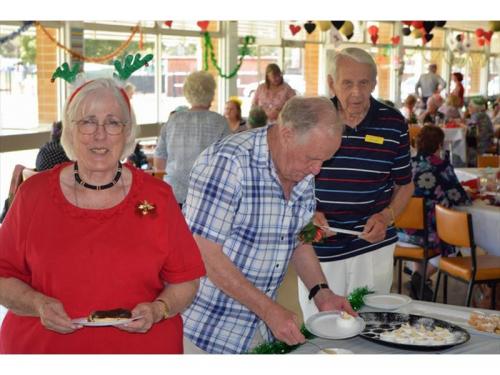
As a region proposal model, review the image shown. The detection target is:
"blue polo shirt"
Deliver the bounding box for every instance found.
[313,97,412,262]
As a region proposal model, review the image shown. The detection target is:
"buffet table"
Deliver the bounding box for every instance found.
[294,301,500,354]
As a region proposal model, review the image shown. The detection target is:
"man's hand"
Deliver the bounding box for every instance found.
[314,288,357,316]
[262,302,305,346]
[361,212,388,243]
[312,211,336,237]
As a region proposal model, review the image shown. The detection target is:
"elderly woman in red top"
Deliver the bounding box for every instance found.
[251,63,296,123]
[0,78,205,354]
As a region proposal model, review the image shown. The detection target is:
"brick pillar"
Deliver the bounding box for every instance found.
[305,32,319,96]
[36,26,58,124]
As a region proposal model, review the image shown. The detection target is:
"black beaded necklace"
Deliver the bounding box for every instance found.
[74,161,122,191]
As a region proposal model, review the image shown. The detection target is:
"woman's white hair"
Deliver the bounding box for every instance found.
[330,47,377,82]
[61,78,137,161]
[183,71,216,107]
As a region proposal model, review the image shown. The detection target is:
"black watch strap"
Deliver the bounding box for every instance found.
[308,283,329,300]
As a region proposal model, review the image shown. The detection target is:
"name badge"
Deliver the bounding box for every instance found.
[364,135,384,144]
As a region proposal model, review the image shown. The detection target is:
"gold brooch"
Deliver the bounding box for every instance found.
[136,200,156,216]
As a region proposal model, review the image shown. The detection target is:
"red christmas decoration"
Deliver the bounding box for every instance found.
[412,21,423,29]
[164,21,173,28]
[370,34,379,45]
[197,21,210,31]
[367,25,379,36]
[391,36,400,46]
[475,28,485,38]
[484,31,493,42]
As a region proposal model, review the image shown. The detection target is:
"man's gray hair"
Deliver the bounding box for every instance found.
[183,71,216,107]
[61,78,137,160]
[330,47,377,81]
[279,96,344,140]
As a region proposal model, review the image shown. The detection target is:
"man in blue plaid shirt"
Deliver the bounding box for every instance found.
[182,97,355,354]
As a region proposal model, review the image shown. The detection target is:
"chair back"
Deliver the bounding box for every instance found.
[395,197,425,230]
[477,154,499,168]
[435,204,474,248]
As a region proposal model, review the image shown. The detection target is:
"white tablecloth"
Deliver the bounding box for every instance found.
[295,300,500,354]
[443,127,467,167]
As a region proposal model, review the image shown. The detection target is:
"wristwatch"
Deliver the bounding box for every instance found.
[308,283,330,300]
[155,298,170,320]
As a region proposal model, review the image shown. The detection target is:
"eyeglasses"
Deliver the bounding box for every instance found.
[74,117,126,135]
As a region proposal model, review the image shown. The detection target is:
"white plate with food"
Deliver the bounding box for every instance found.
[317,347,354,354]
[72,317,139,327]
[363,293,412,310]
[72,308,140,327]
[306,311,365,340]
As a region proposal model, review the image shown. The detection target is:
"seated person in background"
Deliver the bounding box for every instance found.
[224,97,247,133]
[127,142,149,169]
[418,95,444,125]
[35,121,70,171]
[397,125,471,300]
[401,94,418,124]
[247,106,268,129]
[438,94,462,123]
[466,97,494,167]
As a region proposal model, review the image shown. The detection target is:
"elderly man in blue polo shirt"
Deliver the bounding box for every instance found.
[298,48,414,321]
[182,96,355,354]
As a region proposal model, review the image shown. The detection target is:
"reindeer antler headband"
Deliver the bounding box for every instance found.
[51,53,153,112]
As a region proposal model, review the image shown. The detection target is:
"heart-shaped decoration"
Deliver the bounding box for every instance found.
[164,21,173,28]
[423,21,435,34]
[424,33,434,43]
[478,38,486,47]
[289,24,301,36]
[370,34,378,45]
[484,30,493,42]
[331,21,345,30]
[412,21,423,29]
[345,32,354,40]
[402,27,411,36]
[197,21,210,31]
[391,36,400,46]
[368,25,379,36]
[304,21,316,34]
[475,28,485,38]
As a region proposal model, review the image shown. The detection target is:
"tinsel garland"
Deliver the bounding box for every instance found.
[0,21,34,45]
[248,286,373,354]
[203,32,254,79]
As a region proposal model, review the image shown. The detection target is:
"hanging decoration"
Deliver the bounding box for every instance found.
[402,27,411,36]
[423,33,434,44]
[289,24,301,36]
[331,21,345,30]
[36,22,140,63]
[197,21,210,31]
[339,21,354,40]
[367,25,379,45]
[304,21,316,34]
[317,21,331,32]
[422,21,435,34]
[163,21,173,28]
[391,36,400,46]
[435,21,447,28]
[202,32,254,79]
[489,21,500,32]
[0,21,34,45]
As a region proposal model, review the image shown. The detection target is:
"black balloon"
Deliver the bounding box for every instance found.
[435,21,447,27]
[402,27,411,36]
[331,21,345,30]
[424,33,434,43]
[345,32,354,40]
[304,22,316,34]
[423,21,435,33]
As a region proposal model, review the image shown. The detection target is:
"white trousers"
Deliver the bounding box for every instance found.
[298,244,396,322]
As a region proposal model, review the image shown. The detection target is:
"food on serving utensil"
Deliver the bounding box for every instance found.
[336,311,356,329]
[88,308,132,322]
[379,323,456,345]
[468,311,500,334]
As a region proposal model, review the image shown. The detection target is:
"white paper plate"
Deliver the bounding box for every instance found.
[317,348,354,354]
[306,311,365,339]
[72,316,141,327]
[363,294,412,310]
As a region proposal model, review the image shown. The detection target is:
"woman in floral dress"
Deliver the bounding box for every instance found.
[398,125,471,299]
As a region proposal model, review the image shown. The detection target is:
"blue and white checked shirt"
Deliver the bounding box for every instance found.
[182,126,316,354]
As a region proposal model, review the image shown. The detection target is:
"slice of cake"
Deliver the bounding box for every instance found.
[88,308,132,322]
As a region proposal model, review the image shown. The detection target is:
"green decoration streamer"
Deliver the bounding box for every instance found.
[248,286,373,354]
[203,32,255,79]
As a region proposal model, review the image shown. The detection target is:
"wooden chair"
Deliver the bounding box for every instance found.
[476,154,499,168]
[432,204,500,309]
[408,126,422,148]
[144,169,166,181]
[393,197,439,300]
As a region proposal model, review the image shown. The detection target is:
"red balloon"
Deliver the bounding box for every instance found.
[370,34,379,45]
[484,31,493,41]
[391,36,400,46]
[478,38,485,47]
[368,25,379,36]
[412,21,423,29]
[197,21,210,31]
[475,28,485,38]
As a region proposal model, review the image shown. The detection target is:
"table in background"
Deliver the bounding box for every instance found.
[294,301,500,354]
